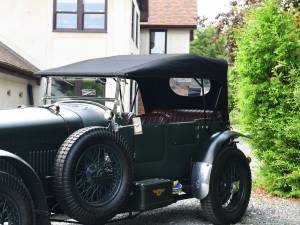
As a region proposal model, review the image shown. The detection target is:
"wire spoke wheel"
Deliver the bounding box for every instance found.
[75,144,123,207]
[201,149,251,225]
[218,161,244,211]
[54,127,133,225]
[0,193,21,225]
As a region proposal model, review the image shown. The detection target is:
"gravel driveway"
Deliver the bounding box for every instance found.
[52,194,300,225]
[52,141,300,225]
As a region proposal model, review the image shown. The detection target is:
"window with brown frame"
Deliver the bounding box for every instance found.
[53,0,107,32]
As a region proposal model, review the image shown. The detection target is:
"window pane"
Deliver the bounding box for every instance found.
[150,31,166,54]
[56,13,77,29]
[136,14,139,46]
[57,0,77,12]
[84,0,105,12]
[84,14,105,29]
[131,3,135,40]
[51,78,106,103]
[170,78,211,97]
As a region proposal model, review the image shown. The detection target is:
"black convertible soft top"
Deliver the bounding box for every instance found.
[36,54,229,121]
[35,54,228,81]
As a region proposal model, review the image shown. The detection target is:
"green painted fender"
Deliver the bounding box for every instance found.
[0,150,51,225]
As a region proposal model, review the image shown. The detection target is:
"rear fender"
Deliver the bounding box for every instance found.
[0,150,51,225]
[192,130,251,200]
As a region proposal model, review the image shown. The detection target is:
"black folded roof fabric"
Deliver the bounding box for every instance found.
[35,54,228,81]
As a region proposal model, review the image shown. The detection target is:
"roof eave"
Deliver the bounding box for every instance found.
[141,24,197,29]
[0,61,41,85]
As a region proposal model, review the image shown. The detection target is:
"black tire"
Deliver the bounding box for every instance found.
[0,172,35,225]
[201,148,252,225]
[54,127,133,225]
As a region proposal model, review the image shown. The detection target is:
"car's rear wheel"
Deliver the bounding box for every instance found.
[54,127,133,225]
[201,148,251,225]
[0,172,35,225]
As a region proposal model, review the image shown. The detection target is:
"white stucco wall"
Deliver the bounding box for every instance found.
[140,29,150,54]
[140,28,192,54]
[0,0,139,109]
[0,72,42,109]
[0,0,139,69]
[104,0,140,110]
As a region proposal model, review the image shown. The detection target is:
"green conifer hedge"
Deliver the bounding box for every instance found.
[234,0,300,197]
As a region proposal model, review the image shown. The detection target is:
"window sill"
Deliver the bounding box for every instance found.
[53,29,107,33]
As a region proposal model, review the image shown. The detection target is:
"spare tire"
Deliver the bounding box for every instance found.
[54,127,133,225]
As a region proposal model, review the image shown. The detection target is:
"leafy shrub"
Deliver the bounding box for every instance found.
[190,25,227,59]
[234,0,300,197]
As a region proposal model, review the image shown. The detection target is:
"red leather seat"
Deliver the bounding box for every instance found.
[152,109,222,123]
[124,110,222,126]
[139,113,168,125]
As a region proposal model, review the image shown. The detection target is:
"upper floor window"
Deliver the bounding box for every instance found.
[54,0,107,32]
[150,30,167,54]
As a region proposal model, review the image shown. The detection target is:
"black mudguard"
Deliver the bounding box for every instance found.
[201,130,251,164]
[192,130,251,200]
[0,150,51,225]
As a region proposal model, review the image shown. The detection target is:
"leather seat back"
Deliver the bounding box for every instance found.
[139,113,167,125]
[124,109,222,126]
[152,109,222,123]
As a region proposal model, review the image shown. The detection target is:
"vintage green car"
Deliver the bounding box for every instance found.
[0,54,251,225]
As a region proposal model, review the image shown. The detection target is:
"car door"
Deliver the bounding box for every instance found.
[134,123,166,163]
[164,120,199,178]
[133,121,167,180]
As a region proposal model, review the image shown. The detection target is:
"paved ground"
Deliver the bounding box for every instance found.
[52,140,300,225]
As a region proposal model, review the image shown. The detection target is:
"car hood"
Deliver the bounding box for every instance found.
[0,102,110,145]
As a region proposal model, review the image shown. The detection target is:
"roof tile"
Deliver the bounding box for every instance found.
[141,0,198,28]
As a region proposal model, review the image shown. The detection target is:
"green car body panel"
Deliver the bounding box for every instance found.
[0,103,109,176]
[0,54,251,225]
[0,103,226,184]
